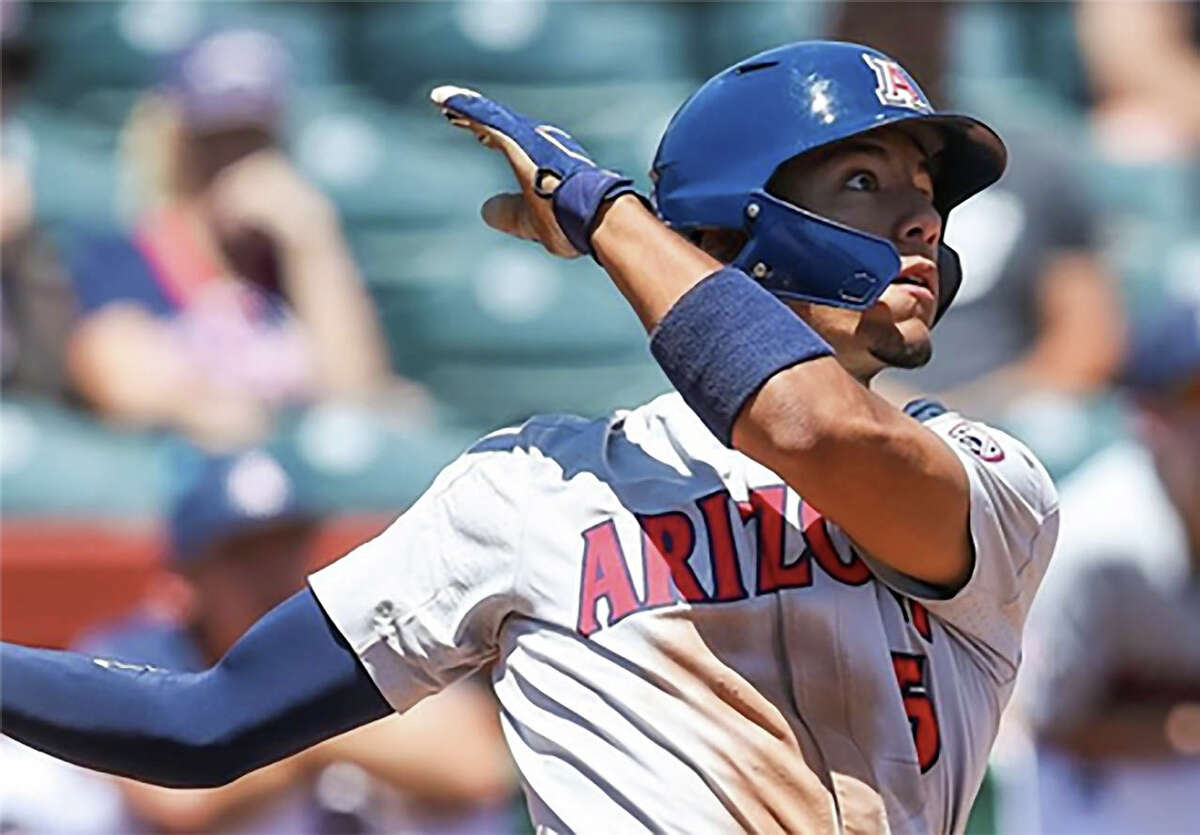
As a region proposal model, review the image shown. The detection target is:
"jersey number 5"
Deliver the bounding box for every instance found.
[891,652,941,772]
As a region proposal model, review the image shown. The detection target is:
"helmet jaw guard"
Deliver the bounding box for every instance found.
[731,191,966,324]
[732,190,899,309]
[652,40,1004,323]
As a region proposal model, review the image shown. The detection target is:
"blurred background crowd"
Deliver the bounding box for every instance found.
[0,1,1196,833]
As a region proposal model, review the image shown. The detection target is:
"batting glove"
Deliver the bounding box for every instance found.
[432,85,643,258]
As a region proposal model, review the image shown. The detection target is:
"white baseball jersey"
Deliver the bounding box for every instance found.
[311,392,1058,834]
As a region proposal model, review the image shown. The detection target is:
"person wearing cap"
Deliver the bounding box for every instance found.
[68,449,515,834]
[64,28,401,449]
[1016,297,1200,832]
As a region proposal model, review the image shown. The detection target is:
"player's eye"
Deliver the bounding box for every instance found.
[844,171,879,192]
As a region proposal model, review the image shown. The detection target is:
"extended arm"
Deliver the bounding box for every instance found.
[0,588,391,787]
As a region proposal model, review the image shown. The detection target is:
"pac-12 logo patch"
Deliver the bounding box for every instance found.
[949,421,1005,462]
[862,54,931,113]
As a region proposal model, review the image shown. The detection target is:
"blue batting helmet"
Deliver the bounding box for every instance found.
[652,41,1006,322]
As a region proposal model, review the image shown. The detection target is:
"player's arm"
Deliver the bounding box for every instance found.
[433,90,969,588]
[0,588,391,788]
[592,198,971,588]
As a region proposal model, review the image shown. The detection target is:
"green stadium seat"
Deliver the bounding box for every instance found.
[274,403,479,513]
[351,1,693,102]
[355,221,671,425]
[362,224,648,361]
[0,398,168,516]
[951,2,1089,108]
[686,2,827,78]
[0,396,478,518]
[24,1,348,112]
[11,105,121,231]
[288,87,514,228]
[425,356,671,429]
[1081,157,1200,312]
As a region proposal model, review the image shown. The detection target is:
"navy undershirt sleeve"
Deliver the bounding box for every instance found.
[0,588,392,787]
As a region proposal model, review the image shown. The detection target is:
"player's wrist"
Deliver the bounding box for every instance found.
[550,169,647,259]
[650,267,835,445]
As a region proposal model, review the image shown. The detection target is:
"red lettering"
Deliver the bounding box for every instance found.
[740,486,810,594]
[892,653,941,772]
[910,601,932,642]
[801,500,871,586]
[696,490,749,602]
[886,63,922,106]
[639,511,704,606]
[577,521,639,637]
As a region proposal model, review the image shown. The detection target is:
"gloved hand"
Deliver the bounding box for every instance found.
[431,85,643,258]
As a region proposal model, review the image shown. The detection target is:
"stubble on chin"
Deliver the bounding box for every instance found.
[865,324,933,370]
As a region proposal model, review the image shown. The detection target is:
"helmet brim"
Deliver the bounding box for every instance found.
[770,112,1007,218]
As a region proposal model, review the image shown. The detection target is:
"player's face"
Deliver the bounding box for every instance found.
[767,126,944,380]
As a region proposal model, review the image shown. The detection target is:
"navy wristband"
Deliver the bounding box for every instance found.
[552,169,643,258]
[649,267,835,446]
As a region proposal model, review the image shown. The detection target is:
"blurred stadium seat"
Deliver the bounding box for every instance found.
[288,86,514,228]
[360,223,670,426]
[950,1,1088,110]
[685,1,827,77]
[0,396,167,516]
[351,1,692,101]
[24,1,348,112]
[9,103,121,231]
[1085,158,1200,314]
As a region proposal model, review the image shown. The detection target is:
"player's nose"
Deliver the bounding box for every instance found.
[894,193,942,253]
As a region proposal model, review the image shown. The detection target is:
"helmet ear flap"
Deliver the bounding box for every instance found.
[732,190,900,309]
[934,243,962,324]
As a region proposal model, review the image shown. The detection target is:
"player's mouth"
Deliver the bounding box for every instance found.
[890,257,939,299]
[884,257,939,324]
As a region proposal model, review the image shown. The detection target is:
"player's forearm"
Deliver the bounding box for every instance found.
[0,589,391,787]
[592,195,723,330]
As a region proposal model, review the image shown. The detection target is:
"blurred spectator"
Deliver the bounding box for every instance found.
[830,4,1127,451]
[1020,296,1200,833]
[1077,0,1200,163]
[63,448,516,834]
[1,0,80,400]
[878,127,1126,415]
[66,28,405,449]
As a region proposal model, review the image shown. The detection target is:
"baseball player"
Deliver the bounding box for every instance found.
[2,42,1058,834]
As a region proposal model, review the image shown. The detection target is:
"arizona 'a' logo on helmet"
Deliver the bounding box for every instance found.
[861,53,931,113]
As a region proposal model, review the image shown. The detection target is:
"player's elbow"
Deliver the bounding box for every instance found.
[740,370,890,463]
